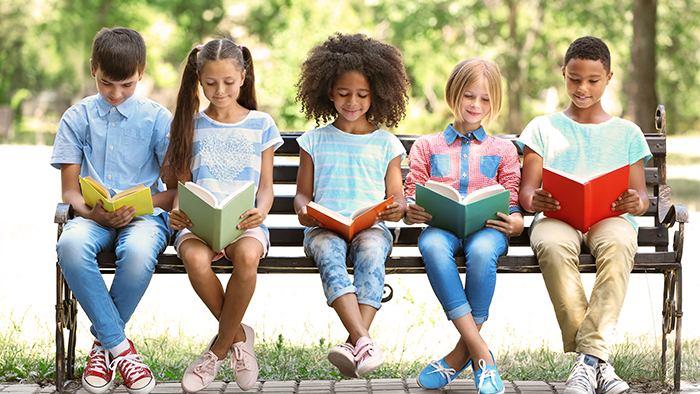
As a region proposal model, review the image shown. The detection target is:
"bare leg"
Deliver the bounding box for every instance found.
[452,315,493,367]
[180,239,224,318]
[332,293,373,344]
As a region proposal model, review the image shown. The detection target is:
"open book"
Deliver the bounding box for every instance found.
[415,180,509,238]
[306,196,394,242]
[543,164,630,233]
[178,181,255,253]
[79,176,153,217]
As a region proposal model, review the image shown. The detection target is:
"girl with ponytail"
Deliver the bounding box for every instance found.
[163,39,283,393]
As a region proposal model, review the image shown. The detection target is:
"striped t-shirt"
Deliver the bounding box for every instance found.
[298,124,406,218]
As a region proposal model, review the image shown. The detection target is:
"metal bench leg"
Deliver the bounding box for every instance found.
[55,264,78,392]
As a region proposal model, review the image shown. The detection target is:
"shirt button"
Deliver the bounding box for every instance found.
[108,175,112,179]
[112,107,116,111]
[111,123,116,127]
[462,173,467,178]
[110,146,114,150]
[463,154,467,158]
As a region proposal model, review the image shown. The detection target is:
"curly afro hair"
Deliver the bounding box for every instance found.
[564,36,611,74]
[295,32,410,128]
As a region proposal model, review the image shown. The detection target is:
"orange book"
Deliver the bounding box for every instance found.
[542,164,629,233]
[306,196,394,242]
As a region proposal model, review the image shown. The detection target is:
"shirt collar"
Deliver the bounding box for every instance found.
[442,123,487,145]
[96,94,136,118]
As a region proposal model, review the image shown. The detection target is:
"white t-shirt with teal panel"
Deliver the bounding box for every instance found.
[516,112,652,231]
[297,124,406,236]
[189,110,283,237]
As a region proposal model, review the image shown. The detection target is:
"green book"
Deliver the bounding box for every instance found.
[177,181,255,253]
[415,181,510,238]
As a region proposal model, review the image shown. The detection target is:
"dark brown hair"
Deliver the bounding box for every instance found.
[564,36,611,74]
[91,27,146,81]
[295,32,410,128]
[164,39,257,179]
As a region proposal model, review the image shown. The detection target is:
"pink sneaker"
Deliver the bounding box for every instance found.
[354,337,384,376]
[109,339,156,394]
[231,324,258,390]
[327,342,358,378]
[181,335,225,393]
[82,341,113,394]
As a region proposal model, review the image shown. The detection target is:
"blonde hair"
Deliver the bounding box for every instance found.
[445,58,503,127]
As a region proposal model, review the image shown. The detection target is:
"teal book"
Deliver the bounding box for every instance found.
[177,181,255,253]
[415,181,510,238]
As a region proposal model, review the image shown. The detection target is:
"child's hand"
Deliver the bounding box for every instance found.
[237,208,264,230]
[404,203,432,225]
[486,212,524,237]
[531,188,560,213]
[297,205,321,228]
[169,208,192,230]
[90,201,134,228]
[378,202,404,222]
[612,189,644,215]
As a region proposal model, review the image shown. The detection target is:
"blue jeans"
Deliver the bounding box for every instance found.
[57,215,171,349]
[419,226,507,324]
[304,227,392,310]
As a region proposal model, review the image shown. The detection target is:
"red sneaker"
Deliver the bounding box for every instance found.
[82,341,113,394]
[110,339,156,394]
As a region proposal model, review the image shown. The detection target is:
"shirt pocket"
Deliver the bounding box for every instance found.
[430,154,451,178]
[479,155,501,179]
[122,128,152,167]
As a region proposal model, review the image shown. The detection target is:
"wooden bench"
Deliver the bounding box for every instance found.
[54,105,687,392]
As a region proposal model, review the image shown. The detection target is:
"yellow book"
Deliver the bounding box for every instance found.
[79,176,154,217]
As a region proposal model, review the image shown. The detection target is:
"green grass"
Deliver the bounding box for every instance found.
[668,152,700,166]
[1,318,698,385]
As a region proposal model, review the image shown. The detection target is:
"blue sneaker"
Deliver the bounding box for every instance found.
[474,358,505,394]
[417,357,472,389]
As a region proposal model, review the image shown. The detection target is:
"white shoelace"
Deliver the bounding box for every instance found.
[566,360,596,394]
[426,359,457,381]
[232,343,256,371]
[476,359,499,394]
[86,344,110,376]
[110,353,151,384]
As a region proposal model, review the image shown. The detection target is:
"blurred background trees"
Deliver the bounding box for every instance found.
[1,0,699,140]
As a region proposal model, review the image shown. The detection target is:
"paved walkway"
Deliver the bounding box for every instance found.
[2,380,699,394]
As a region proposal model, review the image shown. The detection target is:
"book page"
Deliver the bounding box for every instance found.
[424,180,460,202]
[83,176,110,199]
[307,202,353,226]
[112,185,148,201]
[218,182,255,209]
[463,184,506,204]
[183,182,218,207]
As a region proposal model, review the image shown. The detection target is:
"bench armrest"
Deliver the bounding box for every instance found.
[657,185,690,228]
[54,203,74,224]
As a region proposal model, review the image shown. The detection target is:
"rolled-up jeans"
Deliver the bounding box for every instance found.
[419,226,507,324]
[304,226,392,310]
[530,216,636,361]
[57,214,171,349]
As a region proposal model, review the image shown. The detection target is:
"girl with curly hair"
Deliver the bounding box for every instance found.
[293,32,410,377]
[163,38,283,392]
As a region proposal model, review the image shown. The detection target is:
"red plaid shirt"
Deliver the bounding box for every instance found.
[404,124,521,213]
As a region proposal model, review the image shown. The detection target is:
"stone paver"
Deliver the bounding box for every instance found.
[1,379,698,394]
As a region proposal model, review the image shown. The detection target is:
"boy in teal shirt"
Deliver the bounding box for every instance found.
[518,36,651,394]
[51,27,174,394]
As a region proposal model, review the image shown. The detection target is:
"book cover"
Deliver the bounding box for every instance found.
[79,176,153,217]
[178,181,255,253]
[542,164,630,233]
[307,196,395,242]
[415,181,510,238]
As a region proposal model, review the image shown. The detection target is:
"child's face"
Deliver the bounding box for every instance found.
[562,58,612,110]
[456,80,491,130]
[329,71,371,124]
[91,66,142,106]
[198,60,246,109]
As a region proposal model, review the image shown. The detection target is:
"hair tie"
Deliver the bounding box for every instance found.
[196,45,204,51]
[239,45,243,51]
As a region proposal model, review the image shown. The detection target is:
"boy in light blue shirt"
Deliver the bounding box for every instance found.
[50,27,173,394]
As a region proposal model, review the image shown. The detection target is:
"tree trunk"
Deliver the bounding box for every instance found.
[629,0,657,133]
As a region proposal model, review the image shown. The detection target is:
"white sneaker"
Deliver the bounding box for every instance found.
[596,362,630,394]
[181,336,224,393]
[354,337,383,377]
[231,323,258,391]
[327,342,358,378]
[564,353,597,394]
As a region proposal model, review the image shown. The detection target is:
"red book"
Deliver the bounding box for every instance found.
[306,196,394,242]
[542,164,630,233]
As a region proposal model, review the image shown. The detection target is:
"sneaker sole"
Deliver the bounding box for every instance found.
[124,377,155,394]
[356,353,384,377]
[327,351,359,378]
[81,377,113,394]
[597,382,630,394]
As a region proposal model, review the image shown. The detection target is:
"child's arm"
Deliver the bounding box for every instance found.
[612,158,649,215]
[60,164,135,228]
[162,166,192,230]
[294,149,321,227]
[379,155,407,222]
[238,146,275,230]
[151,189,176,213]
[519,146,560,213]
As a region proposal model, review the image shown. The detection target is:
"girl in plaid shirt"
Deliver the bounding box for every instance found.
[404,59,523,394]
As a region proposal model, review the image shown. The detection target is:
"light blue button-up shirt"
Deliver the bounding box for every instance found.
[51,94,172,215]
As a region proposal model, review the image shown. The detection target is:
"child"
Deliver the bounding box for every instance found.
[518,36,651,394]
[163,39,283,392]
[404,59,522,393]
[293,32,409,378]
[51,27,174,394]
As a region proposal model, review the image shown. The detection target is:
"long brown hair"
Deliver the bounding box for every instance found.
[164,39,257,179]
